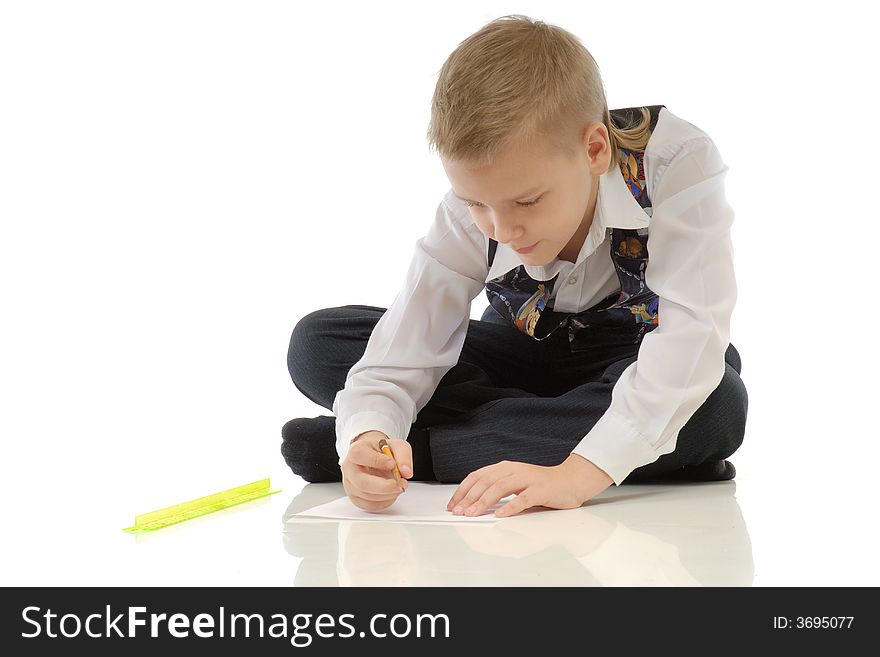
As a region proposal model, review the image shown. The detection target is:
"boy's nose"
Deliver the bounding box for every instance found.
[491,218,525,245]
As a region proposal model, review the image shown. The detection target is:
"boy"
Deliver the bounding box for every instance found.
[282,15,747,517]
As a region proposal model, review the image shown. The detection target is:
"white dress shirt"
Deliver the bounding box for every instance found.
[331,106,737,485]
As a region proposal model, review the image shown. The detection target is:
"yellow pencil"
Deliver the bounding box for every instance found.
[377,438,406,492]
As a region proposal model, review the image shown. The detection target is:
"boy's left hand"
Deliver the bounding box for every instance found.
[446,454,614,518]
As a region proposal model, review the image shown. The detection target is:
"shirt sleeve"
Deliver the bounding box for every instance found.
[570,136,738,485]
[331,196,488,464]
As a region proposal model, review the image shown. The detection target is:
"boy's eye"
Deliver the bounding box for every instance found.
[465,195,543,208]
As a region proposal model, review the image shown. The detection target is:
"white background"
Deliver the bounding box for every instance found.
[1,0,878,586]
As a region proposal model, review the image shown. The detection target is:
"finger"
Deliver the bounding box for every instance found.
[446,469,486,511]
[350,495,396,512]
[344,478,401,502]
[364,466,409,491]
[451,473,501,515]
[342,460,392,480]
[361,465,390,477]
[350,468,405,497]
[341,462,403,498]
[342,479,397,508]
[388,439,414,479]
[447,461,515,510]
[464,475,520,516]
[350,487,401,502]
[495,490,536,518]
[350,443,396,471]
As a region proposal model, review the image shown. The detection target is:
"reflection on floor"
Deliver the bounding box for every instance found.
[281,481,753,586]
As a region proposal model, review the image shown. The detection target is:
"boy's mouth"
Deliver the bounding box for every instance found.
[514,241,539,254]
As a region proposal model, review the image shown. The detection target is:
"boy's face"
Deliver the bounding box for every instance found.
[442,122,612,265]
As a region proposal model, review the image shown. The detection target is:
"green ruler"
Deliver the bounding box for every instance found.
[123,478,281,534]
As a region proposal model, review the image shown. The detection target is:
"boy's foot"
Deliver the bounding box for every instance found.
[682,459,736,481]
[280,416,437,483]
[660,459,737,482]
[626,459,737,484]
[281,415,342,483]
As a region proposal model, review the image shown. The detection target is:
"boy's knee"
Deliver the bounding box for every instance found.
[287,308,336,382]
[716,364,748,455]
[601,354,639,382]
[725,342,742,375]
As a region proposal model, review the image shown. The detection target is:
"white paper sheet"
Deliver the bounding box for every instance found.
[290,482,513,523]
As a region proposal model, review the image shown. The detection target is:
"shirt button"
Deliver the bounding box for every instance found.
[567,275,578,285]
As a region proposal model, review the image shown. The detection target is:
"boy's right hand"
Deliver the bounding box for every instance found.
[341,430,413,512]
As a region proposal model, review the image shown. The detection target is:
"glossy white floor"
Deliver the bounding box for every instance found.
[281,479,753,586]
[4,391,878,587]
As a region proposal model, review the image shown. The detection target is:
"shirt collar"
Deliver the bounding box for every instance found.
[484,161,650,283]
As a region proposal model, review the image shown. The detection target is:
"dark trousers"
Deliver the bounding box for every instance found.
[286,304,748,483]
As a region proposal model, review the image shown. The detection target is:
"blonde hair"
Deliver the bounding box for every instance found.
[426,14,652,171]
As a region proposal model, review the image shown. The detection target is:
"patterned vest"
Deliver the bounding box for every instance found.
[485,105,665,353]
